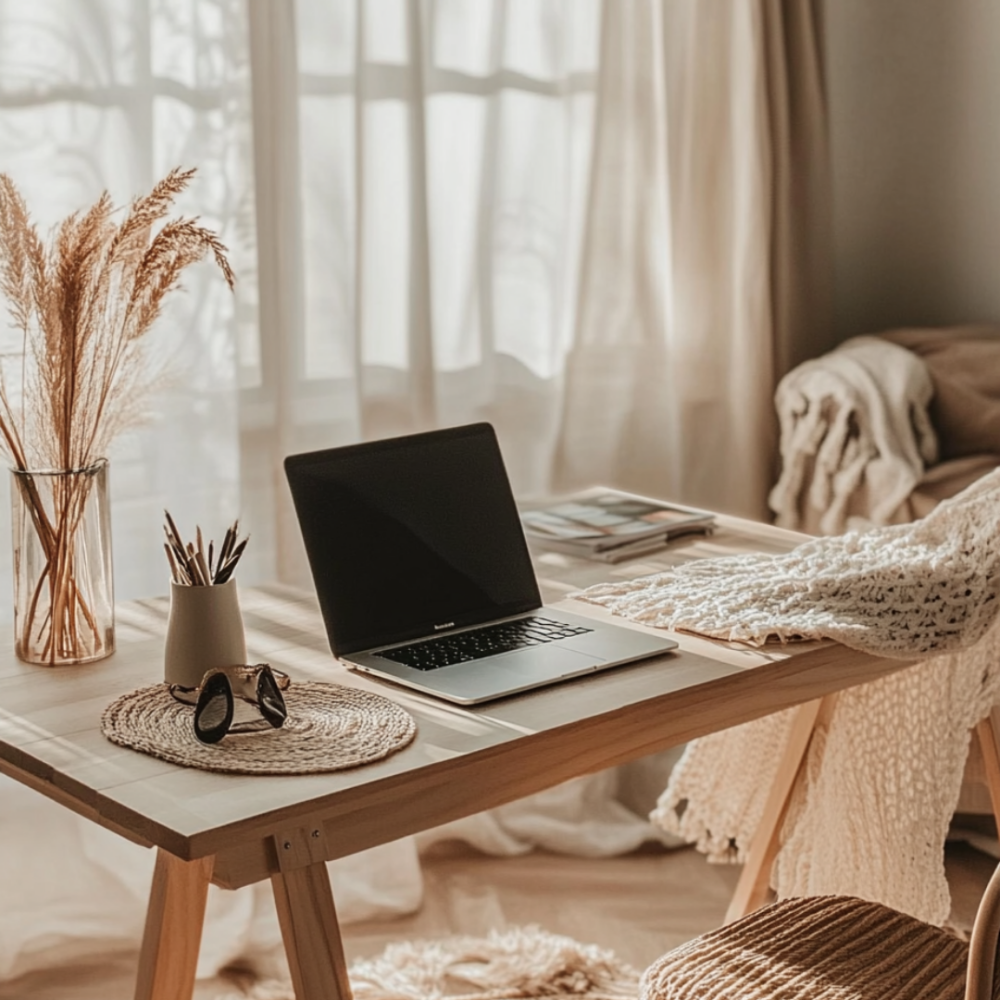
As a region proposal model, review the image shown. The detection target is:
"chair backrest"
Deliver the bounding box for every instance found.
[966,857,1000,1000]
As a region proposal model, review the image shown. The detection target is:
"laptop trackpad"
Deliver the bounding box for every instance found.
[496,645,603,679]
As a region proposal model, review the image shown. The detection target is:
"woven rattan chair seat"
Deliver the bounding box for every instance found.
[641,895,990,1000]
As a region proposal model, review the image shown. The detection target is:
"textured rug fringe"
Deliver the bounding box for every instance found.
[224,926,640,1000]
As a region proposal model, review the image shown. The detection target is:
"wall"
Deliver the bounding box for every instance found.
[824,0,1000,343]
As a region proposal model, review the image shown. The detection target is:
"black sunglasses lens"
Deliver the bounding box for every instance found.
[194,672,234,744]
[256,667,287,729]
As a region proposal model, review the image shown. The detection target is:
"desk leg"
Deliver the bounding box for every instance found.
[974,708,1000,830]
[725,696,832,923]
[134,849,214,1000]
[272,861,353,1000]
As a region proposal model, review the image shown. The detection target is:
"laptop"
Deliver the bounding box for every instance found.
[283,422,677,705]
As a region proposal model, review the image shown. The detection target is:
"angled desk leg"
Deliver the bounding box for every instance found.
[134,849,214,1000]
[973,707,1000,835]
[724,696,833,924]
[272,858,353,1000]
[726,701,1000,927]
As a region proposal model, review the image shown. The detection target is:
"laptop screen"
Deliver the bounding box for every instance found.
[284,423,542,656]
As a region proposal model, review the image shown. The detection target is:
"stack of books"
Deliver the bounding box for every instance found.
[519,489,715,563]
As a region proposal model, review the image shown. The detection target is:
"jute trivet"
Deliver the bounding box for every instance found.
[101,681,416,775]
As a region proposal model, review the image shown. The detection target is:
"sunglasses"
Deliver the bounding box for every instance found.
[170,664,290,744]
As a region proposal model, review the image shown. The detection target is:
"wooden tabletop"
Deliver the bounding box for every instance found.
[0,512,920,893]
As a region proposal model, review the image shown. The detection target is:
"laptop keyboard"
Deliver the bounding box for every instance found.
[375,616,594,671]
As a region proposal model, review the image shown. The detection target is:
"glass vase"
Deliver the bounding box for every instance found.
[10,459,115,665]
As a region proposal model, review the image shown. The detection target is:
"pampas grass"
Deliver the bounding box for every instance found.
[0,166,234,472]
[0,168,234,663]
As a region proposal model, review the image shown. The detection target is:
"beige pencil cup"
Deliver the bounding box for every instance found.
[163,578,247,688]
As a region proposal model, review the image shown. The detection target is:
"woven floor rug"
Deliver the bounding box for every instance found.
[220,926,640,1000]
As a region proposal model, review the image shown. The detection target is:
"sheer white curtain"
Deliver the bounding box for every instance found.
[248,0,605,587]
[0,0,255,610]
[0,0,270,981]
[0,0,830,983]
[0,0,829,607]
[253,0,829,594]
[554,0,830,512]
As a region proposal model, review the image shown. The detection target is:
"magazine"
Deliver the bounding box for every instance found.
[519,490,714,562]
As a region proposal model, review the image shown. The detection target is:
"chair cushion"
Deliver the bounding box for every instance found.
[641,896,973,1000]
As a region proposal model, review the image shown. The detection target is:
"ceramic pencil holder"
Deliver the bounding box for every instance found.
[163,578,247,688]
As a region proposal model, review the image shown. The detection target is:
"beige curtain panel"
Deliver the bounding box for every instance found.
[555,0,831,519]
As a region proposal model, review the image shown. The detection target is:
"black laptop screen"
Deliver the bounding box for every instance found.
[284,423,543,656]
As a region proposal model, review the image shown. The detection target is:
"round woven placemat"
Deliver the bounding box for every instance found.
[101,681,417,775]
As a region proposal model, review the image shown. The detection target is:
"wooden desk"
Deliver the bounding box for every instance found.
[0,513,925,1000]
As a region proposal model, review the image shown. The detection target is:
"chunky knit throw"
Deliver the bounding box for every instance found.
[576,468,1000,925]
[769,335,938,535]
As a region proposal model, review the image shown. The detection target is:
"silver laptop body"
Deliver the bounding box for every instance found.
[284,423,677,705]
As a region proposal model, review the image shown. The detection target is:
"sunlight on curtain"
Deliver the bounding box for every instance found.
[552,0,830,516]
[0,0,254,611]
[251,0,603,588]
[0,0,665,984]
[0,0,830,985]
[0,0,267,982]
[0,0,829,619]
[295,0,599,392]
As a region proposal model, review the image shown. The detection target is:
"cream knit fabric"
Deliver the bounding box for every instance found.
[769,335,938,534]
[576,468,1000,925]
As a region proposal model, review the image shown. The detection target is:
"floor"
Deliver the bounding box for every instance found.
[0,835,995,1000]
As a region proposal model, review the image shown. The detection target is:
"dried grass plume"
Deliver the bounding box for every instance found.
[0,166,235,472]
[0,168,235,664]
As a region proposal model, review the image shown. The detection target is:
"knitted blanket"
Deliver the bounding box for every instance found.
[769,335,938,534]
[575,468,1000,925]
